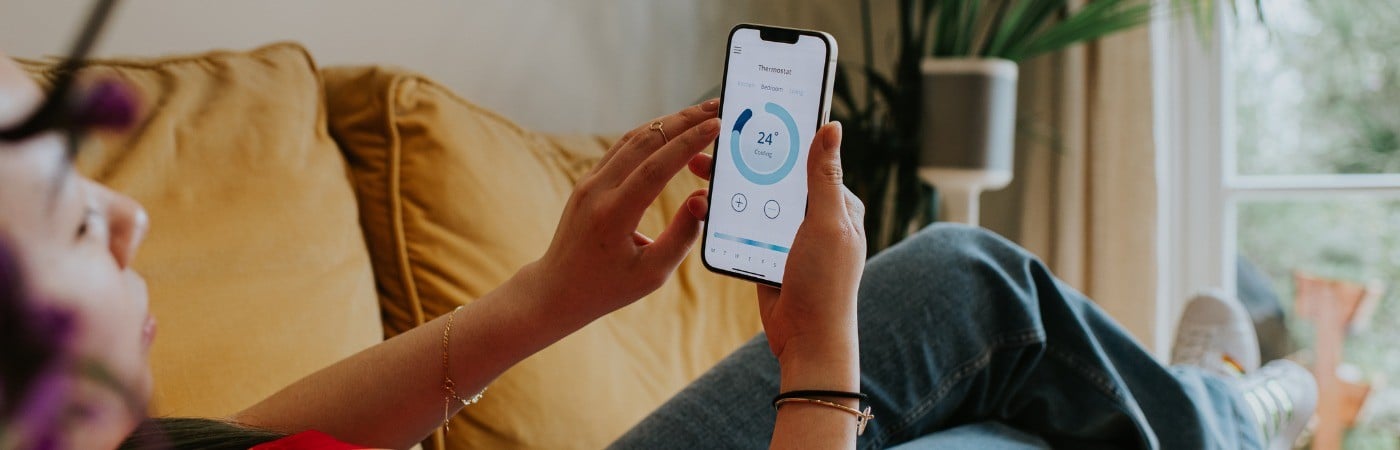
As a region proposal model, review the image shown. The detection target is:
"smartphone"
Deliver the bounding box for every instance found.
[702,24,838,287]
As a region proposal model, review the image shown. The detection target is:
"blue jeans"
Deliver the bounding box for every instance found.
[609,224,1264,449]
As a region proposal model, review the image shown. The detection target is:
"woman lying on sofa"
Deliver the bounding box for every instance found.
[0,14,1316,450]
[0,47,1320,450]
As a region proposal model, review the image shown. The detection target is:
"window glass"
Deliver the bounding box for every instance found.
[1236,198,1400,447]
[1234,0,1400,175]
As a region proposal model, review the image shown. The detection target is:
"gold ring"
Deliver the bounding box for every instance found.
[649,121,669,143]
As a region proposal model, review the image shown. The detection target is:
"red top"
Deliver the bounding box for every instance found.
[250,430,368,450]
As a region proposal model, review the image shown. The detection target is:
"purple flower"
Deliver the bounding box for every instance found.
[11,370,75,450]
[72,78,138,132]
[0,237,79,450]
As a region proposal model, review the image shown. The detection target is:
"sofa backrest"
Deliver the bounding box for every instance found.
[322,65,762,450]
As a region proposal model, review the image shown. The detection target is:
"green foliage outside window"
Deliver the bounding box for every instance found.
[1234,0,1400,448]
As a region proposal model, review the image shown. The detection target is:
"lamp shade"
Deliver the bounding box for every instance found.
[917,58,1019,225]
[919,58,1018,173]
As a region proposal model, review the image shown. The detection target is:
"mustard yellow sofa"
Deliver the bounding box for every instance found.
[21,42,761,450]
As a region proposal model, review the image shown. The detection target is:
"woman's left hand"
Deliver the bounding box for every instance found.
[526,100,720,322]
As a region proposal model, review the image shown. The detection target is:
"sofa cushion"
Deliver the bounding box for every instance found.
[19,43,384,418]
[322,66,761,450]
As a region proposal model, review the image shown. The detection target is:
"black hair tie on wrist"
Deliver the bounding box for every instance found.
[772,390,869,409]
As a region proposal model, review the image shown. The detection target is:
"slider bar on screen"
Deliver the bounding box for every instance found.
[713,232,791,253]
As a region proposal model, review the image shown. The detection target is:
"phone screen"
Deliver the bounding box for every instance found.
[702,25,835,286]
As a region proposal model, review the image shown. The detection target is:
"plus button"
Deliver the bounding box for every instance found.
[731,193,748,212]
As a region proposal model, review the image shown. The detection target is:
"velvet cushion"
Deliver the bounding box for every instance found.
[322,65,761,450]
[20,43,384,417]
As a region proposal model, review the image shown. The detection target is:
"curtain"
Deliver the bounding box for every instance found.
[982,26,1163,353]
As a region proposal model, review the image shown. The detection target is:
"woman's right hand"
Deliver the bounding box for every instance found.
[756,121,866,450]
[754,123,867,383]
[687,122,865,375]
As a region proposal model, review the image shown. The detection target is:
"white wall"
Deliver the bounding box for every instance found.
[0,0,872,133]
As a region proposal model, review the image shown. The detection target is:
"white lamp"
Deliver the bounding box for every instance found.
[917,58,1019,226]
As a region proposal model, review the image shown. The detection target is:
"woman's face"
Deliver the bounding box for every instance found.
[0,52,152,447]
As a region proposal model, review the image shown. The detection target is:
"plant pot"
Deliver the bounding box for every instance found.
[918,58,1018,225]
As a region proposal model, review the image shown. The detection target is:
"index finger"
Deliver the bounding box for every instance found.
[616,118,721,217]
[595,99,719,184]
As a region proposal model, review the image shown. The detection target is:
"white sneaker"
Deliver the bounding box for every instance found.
[1171,291,1262,376]
[1238,360,1318,450]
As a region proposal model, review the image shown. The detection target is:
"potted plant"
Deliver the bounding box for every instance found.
[834,0,1256,254]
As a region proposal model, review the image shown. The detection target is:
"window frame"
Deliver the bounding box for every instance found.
[1158,1,1400,355]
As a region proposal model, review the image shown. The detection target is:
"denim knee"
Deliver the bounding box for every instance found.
[873,223,1035,275]
[860,224,1047,333]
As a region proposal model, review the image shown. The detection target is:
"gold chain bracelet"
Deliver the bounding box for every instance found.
[442,305,487,431]
[774,397,874,435]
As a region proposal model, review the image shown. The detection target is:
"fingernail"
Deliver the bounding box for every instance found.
[825,121,842,150]
[701,99,720,112]
[701,118,720,134]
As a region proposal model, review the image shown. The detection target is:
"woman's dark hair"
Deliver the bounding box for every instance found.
[120,418,286,450]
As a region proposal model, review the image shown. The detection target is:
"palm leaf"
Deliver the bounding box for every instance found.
[1008,0,1154,61]
[980,0,1017,56]
[898,0,917,59]
[863,67,903,122]
[957,0,986,56]
[982,0,1037,57]
[933,1,964,56]
[1004,0,1070,51]
[861,0,876,109]
[984,0,1066,59]
[919,0,943,52]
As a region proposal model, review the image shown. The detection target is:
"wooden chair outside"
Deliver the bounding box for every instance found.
[1294,272,1385,450]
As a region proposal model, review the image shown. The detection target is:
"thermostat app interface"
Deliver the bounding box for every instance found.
[704,27,832,285]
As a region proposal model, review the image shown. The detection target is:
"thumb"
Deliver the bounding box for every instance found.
[806,121,846,218]
[641,198,704,268]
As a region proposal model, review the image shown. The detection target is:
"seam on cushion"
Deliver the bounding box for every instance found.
[385,73,427,329]
[15,42,311,72]
[310,58,334,155]
[390,72,444,450]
